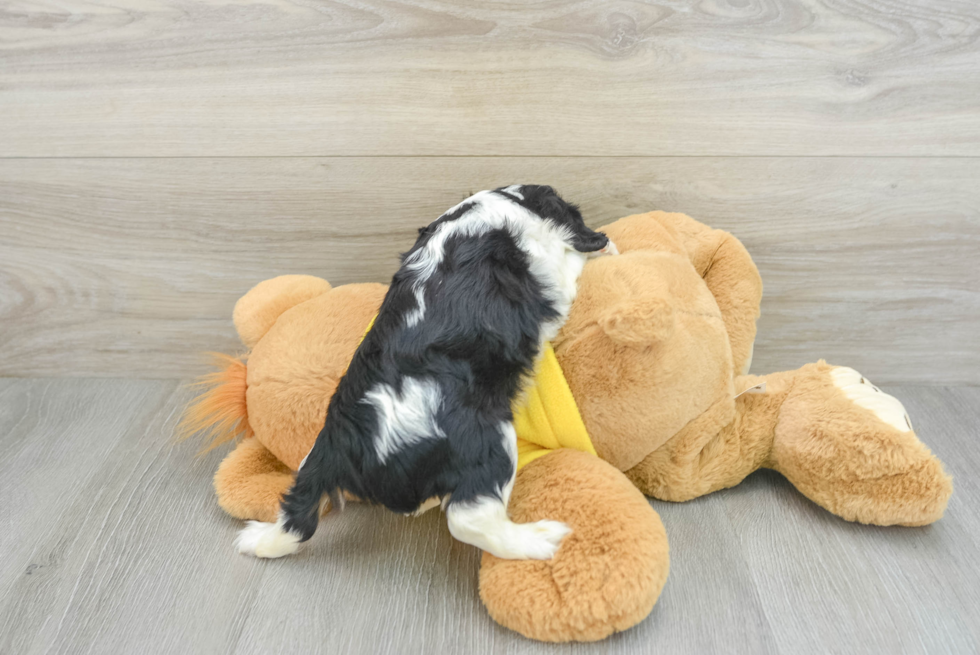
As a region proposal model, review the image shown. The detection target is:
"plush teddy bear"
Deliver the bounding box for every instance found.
[182,211,952,643]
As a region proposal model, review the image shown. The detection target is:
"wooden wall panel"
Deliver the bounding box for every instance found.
[1,0,978,157]
[1,157,976,382]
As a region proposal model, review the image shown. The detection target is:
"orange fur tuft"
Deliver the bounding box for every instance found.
[178,353,253,453]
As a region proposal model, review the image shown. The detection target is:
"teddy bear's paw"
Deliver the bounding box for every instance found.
[214,438,296,523]
[830,366,913,433]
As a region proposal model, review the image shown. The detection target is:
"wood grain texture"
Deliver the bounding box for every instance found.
[2,0,976,650]
[1,0,978,157]
[0,379,977,653]
[723,385,980,654]
[2,157,977,382]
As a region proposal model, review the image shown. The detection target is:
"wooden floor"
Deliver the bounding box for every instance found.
[0,379,976,654]
[2,0,979,652]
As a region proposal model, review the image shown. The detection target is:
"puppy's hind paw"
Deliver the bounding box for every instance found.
[235,519,302,559]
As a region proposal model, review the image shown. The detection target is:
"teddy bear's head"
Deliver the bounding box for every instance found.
[552,215,738,472]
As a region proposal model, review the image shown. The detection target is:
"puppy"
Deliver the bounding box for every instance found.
[236,185,616,561]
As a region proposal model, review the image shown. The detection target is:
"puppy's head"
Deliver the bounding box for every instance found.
[500,184,615,255]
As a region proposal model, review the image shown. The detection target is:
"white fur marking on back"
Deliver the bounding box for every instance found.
[830,367,912,432]
[363,377,446,463]
[235,512,303,559]
[513,215,587,342]
[405,298,426,328]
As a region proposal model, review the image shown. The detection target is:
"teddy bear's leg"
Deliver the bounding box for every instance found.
[479,449,669,642]
[626,363,952,526]
[213,437,295,523]
[770,362,952,526]
[624,371,794,502]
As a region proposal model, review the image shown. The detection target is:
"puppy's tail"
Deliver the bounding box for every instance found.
[235,436,340,559]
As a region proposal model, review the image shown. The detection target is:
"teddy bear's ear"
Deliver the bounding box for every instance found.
[598,297,675,347]
[233,275,332,348]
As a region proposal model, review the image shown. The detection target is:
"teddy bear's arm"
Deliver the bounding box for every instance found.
[479,449,668,642]
[700,233,762,375]
[650,212,763,375]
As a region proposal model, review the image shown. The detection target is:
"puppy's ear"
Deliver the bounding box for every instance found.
[536,189,609,253]
[572,230,610,253]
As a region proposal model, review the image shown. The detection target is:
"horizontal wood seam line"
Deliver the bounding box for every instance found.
[3,155,980,161]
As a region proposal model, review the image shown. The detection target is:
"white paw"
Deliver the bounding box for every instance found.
[234,518,302,559]
[498,520,572,560]
[830,367,913,433]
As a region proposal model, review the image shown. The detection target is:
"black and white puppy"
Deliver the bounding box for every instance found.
[236,185,616,561]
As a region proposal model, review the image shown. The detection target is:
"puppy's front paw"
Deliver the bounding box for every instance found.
[506,519,572,560]
[589,239,619,257]
[599,240,619,256]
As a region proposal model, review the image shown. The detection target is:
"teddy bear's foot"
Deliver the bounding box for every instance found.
[213,437,296,523]
[771,362,952,527]
[479,449,669,642]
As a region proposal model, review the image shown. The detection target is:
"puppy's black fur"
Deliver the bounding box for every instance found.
[279,185,608,542]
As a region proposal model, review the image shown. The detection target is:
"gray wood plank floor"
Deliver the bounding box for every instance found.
[0,379,976,654]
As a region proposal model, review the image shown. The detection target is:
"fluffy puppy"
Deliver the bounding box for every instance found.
[236,185,616,560]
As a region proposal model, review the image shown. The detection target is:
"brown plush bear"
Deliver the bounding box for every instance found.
[182,211,952,642]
